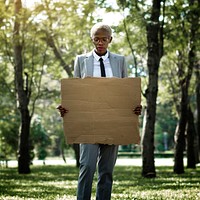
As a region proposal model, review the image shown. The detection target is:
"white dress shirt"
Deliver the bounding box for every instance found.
[92,50,113,77]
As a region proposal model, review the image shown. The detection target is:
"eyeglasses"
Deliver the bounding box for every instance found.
[92,37,110,44]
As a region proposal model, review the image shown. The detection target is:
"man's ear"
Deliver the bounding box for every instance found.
[109,37,113,43]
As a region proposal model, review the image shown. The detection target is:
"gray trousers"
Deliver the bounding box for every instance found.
[77,144,118,200]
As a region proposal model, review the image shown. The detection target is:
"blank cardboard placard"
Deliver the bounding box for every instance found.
[61,77,141,145]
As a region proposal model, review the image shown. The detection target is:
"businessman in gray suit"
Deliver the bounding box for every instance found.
[58,23,142,200]
[74,47,127,79]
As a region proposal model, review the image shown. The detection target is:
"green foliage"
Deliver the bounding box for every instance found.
[30,117,51,160]
[0,0,96,160]
[0,112,19,158]
[0,64,19,158]
[0,165,199,199]
[158,0,200,117]
[110,0,148,77]
[155,103,178,151]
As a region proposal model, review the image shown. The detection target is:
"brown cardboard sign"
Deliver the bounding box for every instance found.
[61,77,141,145]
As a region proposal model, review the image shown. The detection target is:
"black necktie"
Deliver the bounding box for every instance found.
[99,57,106,77]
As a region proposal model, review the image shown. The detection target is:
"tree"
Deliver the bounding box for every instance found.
[13,0,32,173]
[141,0,164,178]
[173,0,199,174]
[104,0,163,177]
[12,0,50,173]
[195,62,200,163]
[157,0,200,173]
[186,106,196,168]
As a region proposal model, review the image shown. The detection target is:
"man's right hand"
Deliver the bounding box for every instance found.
[57,105,68,117]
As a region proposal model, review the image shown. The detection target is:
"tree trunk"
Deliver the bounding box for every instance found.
[186,106,196,169]
[195,63,200,163]
[18,109,31,173]
[13,0,31,174]
[141,0,163,178]
[173,86,187,174]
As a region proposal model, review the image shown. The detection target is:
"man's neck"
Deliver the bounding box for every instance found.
[94,50,107,56]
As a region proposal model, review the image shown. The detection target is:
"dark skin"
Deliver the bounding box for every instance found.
[57,28,142,117]
[91,28,112,56]
[133,105,142,116]
[57,105,69,117]
[57,105,142,117]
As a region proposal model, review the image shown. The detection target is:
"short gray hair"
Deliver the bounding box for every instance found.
[90,23,112,38]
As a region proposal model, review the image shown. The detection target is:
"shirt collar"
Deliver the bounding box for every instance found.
[93,50,109,61]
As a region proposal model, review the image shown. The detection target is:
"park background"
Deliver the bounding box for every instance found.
[0,0,200,199]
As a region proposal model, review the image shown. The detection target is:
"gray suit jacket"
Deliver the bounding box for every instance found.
[74,51,128,78]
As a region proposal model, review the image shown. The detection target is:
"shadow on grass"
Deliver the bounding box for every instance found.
[0,165,200,199]
[0,165,79,199]
[112,166,200,199]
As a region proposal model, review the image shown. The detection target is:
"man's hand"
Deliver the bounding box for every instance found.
[57,105,68,117]
[133,105,142,116]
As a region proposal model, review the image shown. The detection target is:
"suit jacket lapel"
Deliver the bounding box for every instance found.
[85,51,94,77]
[109,52,118,77]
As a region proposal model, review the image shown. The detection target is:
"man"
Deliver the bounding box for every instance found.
[58,23,142,200]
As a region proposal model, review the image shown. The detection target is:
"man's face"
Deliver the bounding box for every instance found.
[91,29,112,56]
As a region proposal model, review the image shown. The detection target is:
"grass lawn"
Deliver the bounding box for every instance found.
[0,164,200,200]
